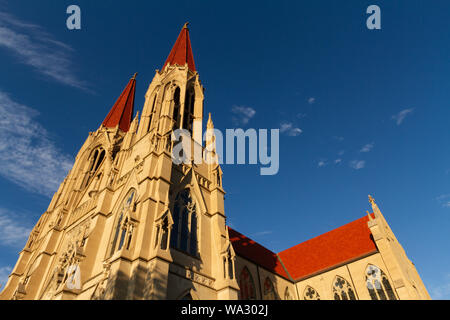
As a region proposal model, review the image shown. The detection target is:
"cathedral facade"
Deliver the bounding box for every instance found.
[0,24,430,300]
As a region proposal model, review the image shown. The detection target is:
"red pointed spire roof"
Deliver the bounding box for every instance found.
[162,22,196,72]
[102,73,137,132]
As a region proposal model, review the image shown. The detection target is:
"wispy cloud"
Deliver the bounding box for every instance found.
[250,230,273,237]
[231,105,256,125]
[333,136,344,142]
[280,122,302,137]
[317,160,327,168]
[391,108,414,126]
[307,97,316,105]
[0,91,73,197]
[335,159,342,164]
[0,265,12,290]
[430,274,450,299]
[0,10,87,89]
[436,194,450,208]
[360,143,374,153]
[0,208,32,248]
[349,160,366,170]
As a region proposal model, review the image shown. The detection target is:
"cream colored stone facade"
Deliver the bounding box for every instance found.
[0,30,430,301]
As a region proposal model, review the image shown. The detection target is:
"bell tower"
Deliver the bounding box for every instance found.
[0,23,238,300]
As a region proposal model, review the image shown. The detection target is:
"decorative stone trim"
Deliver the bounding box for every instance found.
[170,264,215,289]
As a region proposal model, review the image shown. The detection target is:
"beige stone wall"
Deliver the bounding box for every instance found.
[234,256,298,300]
[295,253,392,300]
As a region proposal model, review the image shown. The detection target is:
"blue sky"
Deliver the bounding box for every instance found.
[0,0,449,299]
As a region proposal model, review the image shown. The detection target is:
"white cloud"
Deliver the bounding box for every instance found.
[360,143,374,153]
[338,150,345,156]
[317,160,326,168]
[436,194,450,208]
[430,274,450,300]
[0,91,73,197]
[335,159,342,164]
[0,208,32,248]
[391,108,414,126]
[0,10,87,89]
[250,231,273,237]
[0,266,13,290]
[280,122,302,137]
[333,136,344,142]
[231,105,256,125]
[307,97,316,105]
[349,160,366,170]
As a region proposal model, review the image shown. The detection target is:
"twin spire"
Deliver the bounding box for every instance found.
[102,73,137,132]
[162,22,196,72]
[102,23,196,132]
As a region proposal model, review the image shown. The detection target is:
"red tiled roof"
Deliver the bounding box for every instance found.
[102,74,136,132]
[278,214,377,281]
[228,227,289,279]
[162,23,196,72]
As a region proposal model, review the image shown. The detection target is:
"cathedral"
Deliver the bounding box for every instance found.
[0,24,430,300]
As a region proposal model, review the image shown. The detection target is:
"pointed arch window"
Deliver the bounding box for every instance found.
[170,189,199,256]
[333,276,357,300]
[303,286,320,300]
[366,265,397,300]
[109,190,136,257]
[284,287,293,300]
[82,148,106,189]
[154,213,172,251]
[183,87,195,133]
[172,87,181,130]
[263,278,277,300]
[222,248,235,280]
[239,267,256,300]
[147,93,158,133]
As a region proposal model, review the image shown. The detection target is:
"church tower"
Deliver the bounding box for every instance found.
[0,23,239,300]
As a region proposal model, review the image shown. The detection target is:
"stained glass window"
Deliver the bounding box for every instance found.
[333,276,357,300]
[239,267,256,300]
[365,265,397,300]
[170,189,199,256]
[109,190,136,257]
[303,286,320,300]
[263,278,277,300]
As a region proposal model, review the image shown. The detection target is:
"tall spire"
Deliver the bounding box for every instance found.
[162,22,196,72]
[102,74,137,132]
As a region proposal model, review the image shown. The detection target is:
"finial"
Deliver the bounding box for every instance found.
[368,195,375,205]
[132,72,138,80]
[182,22,190,29]
[207,112,214,129]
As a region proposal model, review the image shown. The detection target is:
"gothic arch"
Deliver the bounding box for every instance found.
[107,189,138,258]
[182,86,195,132]
[169,188,200,257]
[80,146,106,190]
[238,266,256,300]
[263,277,277,300]
[153,210,174,251]
[284,287,293,300]
[303,286,320,300]
[146,87,160,132]
[332,276,357,300]
[365,264,397,300]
